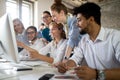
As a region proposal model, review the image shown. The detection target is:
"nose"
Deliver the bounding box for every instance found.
[50,30,53,34]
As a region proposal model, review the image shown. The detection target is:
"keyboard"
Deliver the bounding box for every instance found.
[20,61,50,67]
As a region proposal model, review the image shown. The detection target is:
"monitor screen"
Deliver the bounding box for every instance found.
[0,13,19,63]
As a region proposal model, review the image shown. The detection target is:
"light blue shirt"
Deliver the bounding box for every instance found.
[67,16,81,48]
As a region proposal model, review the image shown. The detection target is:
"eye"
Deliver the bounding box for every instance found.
[77,18,81,23]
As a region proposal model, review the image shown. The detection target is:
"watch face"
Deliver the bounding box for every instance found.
[99,70,105,80]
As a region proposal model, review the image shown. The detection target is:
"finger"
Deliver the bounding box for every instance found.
[57,64,67,71]
[74,67,81,70]
[57,63,67,73]
[75,70,86,79]
[75,66,87,71]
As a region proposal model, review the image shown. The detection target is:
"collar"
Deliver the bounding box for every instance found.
[53,39,65,48]
[86,27,106,42]
[96,27,105,41]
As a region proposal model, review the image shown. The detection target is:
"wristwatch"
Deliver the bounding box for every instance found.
[98,70,105,80]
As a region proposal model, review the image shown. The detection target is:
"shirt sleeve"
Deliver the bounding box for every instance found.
[38,42,52,55]
[70,42,83,65]
[112,30,120,62]
[67,16,81,48]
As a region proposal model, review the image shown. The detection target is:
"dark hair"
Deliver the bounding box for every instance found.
[74,2,101,25]
[26,26,37,32]
[43,11,51,16]
[51,0,68,15]
[41,23,45,26]
[50,22,66,39]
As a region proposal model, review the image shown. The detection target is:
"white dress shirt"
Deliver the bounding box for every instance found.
[39,39,67,63]
[19,38,45,60]
[70,27,120,70]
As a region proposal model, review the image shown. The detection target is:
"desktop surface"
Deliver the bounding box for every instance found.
[0,60,79,80]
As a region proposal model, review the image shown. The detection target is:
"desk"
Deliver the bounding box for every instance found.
[0,61,79,80]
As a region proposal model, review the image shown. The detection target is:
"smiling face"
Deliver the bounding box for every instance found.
[26,28,37,41]
[49,22,61,39]
[13,20,24,34]
[42,13,52,26]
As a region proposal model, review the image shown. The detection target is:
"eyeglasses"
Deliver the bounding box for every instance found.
[42,16,51,19]
[26,31,35,35]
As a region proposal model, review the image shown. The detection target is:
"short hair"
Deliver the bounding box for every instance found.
[26,26,37,32]
[43,11,51,16]
[74,2,101,25]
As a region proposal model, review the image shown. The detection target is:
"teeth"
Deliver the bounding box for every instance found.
[29,41,32,43]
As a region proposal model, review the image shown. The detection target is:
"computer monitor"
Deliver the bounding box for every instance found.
[0,13,19,63]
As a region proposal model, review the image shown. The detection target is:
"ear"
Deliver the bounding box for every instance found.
[89,16,94,22]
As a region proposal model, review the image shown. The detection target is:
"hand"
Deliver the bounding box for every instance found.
[52,62,60,67]
[57,62,68,73]
[74,66,96,80]
[28,49,40,59]
[17,40,25,48]
[62,59,68,63]
[40,38,48,44]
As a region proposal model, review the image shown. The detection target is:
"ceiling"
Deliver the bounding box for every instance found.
[29,0,104,11]
[62,0,104,9]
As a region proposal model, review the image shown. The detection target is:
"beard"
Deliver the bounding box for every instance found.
[80,29,87,35]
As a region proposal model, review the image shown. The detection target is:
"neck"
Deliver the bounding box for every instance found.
[54,37,62,44]
[88,24,101,41]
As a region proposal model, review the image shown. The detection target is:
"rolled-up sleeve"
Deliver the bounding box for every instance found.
[70,43,83,65]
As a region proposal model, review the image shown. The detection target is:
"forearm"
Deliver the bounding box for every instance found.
[22,44,33,51]
[64,46,73,58]
[105,68,120,80]
[38,54,54,64]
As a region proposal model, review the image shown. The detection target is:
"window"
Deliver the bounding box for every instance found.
[6,0,18,19]
[6,0,34,29]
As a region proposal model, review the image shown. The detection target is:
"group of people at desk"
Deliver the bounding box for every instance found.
[14,1,120,80]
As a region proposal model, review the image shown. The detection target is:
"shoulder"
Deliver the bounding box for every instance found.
[103,27,120,38]
[67,16,77,25]
[63,39,68,43]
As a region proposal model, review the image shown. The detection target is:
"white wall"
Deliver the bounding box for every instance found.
[34,0,54,29]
